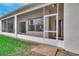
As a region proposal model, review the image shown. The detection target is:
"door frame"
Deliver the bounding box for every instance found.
[43,13,58,41]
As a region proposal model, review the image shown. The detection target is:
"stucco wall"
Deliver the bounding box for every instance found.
[64,3,79,54]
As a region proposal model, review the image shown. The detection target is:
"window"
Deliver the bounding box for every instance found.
[28,25,35,31]
[28,17,43,31]
[20,22,26,33]
[36,25,43,31]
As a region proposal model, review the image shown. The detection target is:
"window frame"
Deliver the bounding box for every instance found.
[28,17,43,32]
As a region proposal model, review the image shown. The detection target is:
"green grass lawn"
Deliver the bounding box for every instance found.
[0,35,32,56]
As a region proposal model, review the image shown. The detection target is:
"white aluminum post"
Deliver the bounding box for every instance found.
[26,20,28,34]
[14,15,17,37]
[43,7,45,38]
[56,3,59,42]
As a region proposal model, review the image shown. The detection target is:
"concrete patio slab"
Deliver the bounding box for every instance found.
[31,44,57,56]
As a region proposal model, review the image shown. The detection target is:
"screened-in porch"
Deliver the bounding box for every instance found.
[1,3,64,48]
[16,3,64,40]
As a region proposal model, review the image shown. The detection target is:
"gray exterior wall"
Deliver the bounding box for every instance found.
[64,3,79,54]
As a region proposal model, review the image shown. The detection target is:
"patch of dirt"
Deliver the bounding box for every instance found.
[56,49,79,56]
